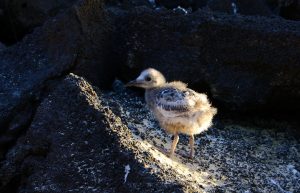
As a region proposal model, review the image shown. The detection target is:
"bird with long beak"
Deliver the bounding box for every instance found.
[126,68,217,158]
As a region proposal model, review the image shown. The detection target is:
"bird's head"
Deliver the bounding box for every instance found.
[126,68,166,89]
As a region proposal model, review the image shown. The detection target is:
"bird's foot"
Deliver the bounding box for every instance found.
[189,152,194,159]
[168,152,175,158]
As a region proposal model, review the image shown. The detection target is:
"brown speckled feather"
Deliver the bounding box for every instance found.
[145,81,217,135]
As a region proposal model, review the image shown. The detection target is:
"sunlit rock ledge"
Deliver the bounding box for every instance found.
[101,80,300,192]
[2,74,297,192]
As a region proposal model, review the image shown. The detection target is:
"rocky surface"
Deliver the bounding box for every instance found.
[3,0,299,133]
[1,75,299,192]
[0,42,5,50]
[105,0,153,8]
[207,0,273,16]
[0,0,77,45]
[276,0,300,20]
[0,74,195,192]
[1,0,299,46]
[115,7,300,113]
[155,0,194,9]
[154,0,300,19]
[101,82,300,192]
[0,0,299,192]
[0,0,117,160]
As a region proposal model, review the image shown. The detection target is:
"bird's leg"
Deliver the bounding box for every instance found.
[169,133,179,157]
[189,135,195,159]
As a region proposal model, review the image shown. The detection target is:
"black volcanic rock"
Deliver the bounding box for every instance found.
[1,0,298,121]
[0,0,115,129]
[0,3,81,131]
[154,0,274,17]
[278,0,300,20]
[0,0,299,135]
[71,0,116,89]
[1,74,299,192]
[207,0,273,16]
[0,0,117,162]
[105,0,153,8]
[100,82,300,192]
[6,0,76,28]
[0,74,192,193]
[0,0,77,45]
[0,42,5,50]
[0,1,299,193]
[155,0,193,9]
[115,7,300,113]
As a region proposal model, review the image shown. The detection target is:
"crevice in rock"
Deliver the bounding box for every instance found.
[0,101,36,161]
[0,0,78,46]
[279,0,300,20]
[0,2,20,46]
[0,51,79,160]
[0,175,21,193]
[0,100,39,193]
[0,146,51,193]
[0,54,80,193]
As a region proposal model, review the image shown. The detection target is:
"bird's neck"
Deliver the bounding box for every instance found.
[145,89,155,109]
[145,85,162,91]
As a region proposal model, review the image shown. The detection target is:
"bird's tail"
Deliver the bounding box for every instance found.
[210,107,218,117]
[196,107,217,130]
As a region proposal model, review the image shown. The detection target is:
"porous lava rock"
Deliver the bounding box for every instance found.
[0,0,116,163]
[0,0,77,45]
[0,74,193,193]
[207,0,273,16]
[115,7,300,113]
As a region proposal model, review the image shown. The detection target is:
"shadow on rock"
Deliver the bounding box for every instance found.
[0,74,191,193]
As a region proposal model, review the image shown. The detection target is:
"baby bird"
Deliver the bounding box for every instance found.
[126,68,217,158]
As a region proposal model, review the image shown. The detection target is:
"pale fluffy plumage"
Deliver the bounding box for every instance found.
[146,81,217,135]
[127,68,217,158]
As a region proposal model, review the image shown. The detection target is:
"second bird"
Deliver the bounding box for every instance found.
[126,68,217,158]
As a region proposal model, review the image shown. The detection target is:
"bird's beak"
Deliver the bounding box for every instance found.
[125,80,143,87]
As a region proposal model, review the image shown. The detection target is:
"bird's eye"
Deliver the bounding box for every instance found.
[145,76,151,81]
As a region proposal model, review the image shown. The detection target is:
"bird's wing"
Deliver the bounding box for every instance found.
[155,87,207,117]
